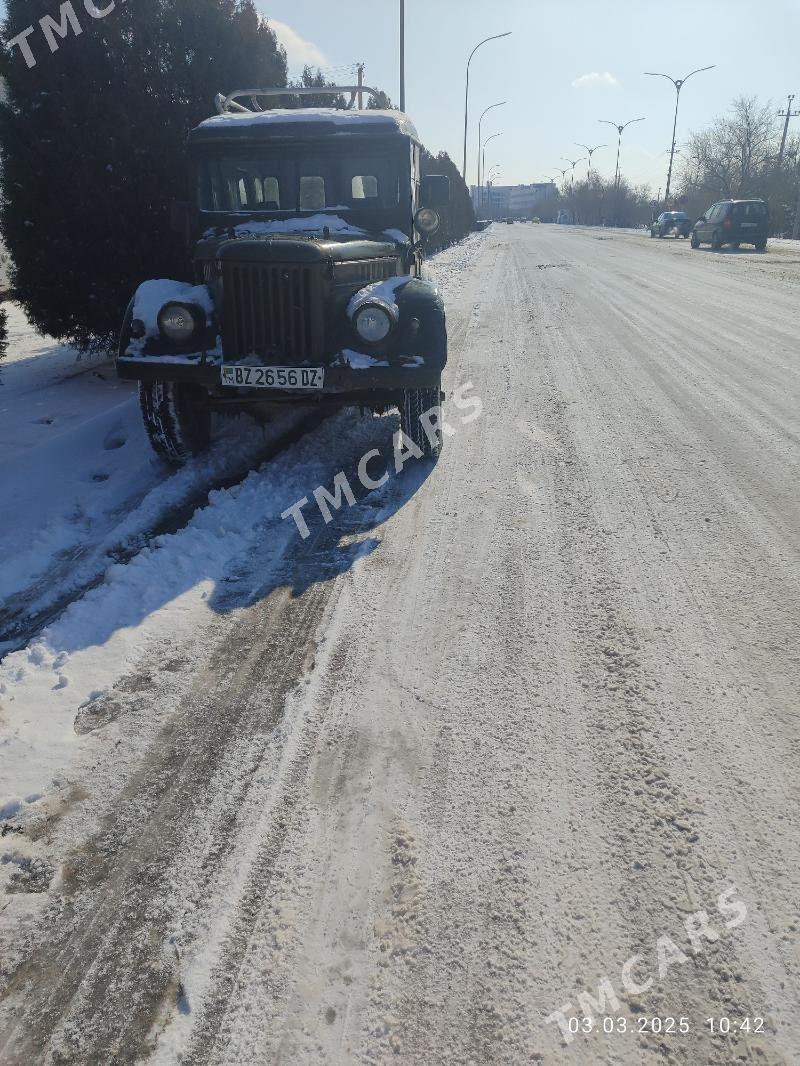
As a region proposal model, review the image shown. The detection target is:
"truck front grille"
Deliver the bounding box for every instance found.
[222,262,323,363]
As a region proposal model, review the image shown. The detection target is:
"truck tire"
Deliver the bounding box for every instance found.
[139,380,211,466]
[400,381,443,459]
[755,239,767,251]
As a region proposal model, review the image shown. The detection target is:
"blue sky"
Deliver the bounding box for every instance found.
[3,1,798,191]
[261,0,800,190]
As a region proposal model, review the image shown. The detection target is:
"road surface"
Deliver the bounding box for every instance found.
[1,226,799,1065]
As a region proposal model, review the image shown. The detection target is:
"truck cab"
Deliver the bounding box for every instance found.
[117,86,451,464]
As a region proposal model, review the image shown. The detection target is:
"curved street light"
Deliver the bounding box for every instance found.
[575,142,607,182]
[599,117,646,187]
[561,156,587,186]
[462,32,512,179]
[644,66,715,203]
[480,132,503,209]
[478,101,507,192]
[485,165,502,216]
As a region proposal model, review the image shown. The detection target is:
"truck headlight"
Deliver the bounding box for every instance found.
[158,302,202,343]
[414,208,440,235]
[354,304,393,343]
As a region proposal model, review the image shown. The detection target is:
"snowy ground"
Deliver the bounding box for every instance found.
[0,230,486,820]
[1,224,799,1064]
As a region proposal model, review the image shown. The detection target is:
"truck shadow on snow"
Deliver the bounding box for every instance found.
[207,448,435,613]
[34,413,437,674]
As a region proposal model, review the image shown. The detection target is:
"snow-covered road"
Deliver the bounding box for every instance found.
[1,226,799,1064]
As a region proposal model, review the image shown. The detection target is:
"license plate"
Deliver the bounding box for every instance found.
[221,365,325,390]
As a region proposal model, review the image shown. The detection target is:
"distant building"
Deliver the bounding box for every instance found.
[472,182,557,219]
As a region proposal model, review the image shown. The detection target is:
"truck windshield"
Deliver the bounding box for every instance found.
[197,151,403,214]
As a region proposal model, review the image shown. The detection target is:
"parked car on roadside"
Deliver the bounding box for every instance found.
[691,199,769,251]
[117,86,452,464]
[650,211,691,239]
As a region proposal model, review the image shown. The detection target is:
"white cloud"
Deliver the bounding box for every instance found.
[571,71,621,90]
[268,18,329,72]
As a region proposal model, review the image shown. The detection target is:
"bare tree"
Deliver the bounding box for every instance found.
[678,96,800,233]
[682,96,777,198]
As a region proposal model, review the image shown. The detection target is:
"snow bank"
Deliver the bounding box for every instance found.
[0,409,396,813]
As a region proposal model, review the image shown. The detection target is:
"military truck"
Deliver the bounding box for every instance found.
[117,86,451,464]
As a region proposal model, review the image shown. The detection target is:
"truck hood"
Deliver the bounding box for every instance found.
[198,213,408,263]
[201,235,403,265]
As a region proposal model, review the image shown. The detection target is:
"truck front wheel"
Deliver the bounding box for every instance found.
[400,381,443,459]
[139,380,211,466]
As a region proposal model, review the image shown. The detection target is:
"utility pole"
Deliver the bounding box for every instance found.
[793,154,800,240]
[357,63,365,110]
[399,1,405,112]
[778,94,799,165]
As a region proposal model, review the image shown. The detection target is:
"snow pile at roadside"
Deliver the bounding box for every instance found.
[425,229,490,296]
[0,409,397,815]
[0,309,302,621]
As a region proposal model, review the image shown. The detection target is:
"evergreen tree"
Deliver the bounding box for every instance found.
[367,90,394,110]
[288,66,346,109]
[0,0,287,348]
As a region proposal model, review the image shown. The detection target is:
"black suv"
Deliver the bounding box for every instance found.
[691,199,768,251]
[117,86,452,464]
[650,211,691,239]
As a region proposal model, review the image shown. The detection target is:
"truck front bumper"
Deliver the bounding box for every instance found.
[116,356,442,397]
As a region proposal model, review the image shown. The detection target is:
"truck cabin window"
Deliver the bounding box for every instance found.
[198,153,402,214]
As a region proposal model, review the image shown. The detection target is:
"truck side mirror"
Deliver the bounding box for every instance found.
[421,175,451,208]
[170,200,192,245]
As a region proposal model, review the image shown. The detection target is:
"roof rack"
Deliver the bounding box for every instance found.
[214,86,382,115]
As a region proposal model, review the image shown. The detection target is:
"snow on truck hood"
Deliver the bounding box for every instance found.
[202,215,410,243]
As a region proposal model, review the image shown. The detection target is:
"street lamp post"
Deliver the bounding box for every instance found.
[553,166,569,192]
[462,32,512,180]
[486,166,501,217]
[561,156,587,187]
[598,117,646,187]
[575,143,607,182]
[643,66,714,203]
[477,101,507,194]
[399,0,405,112]
[482,132,503,207]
